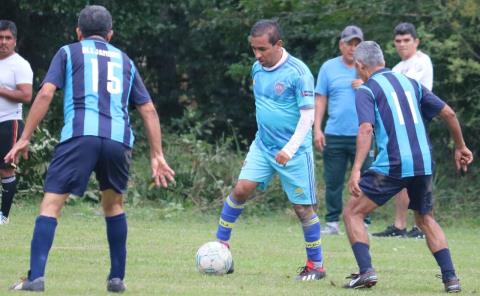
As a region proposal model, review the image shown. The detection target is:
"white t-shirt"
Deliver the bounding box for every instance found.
[392,50,433,91]
[0,53,33,122]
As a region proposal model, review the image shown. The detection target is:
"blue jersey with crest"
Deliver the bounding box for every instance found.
[251,52,315,157]
[42,37,151,148]
[356,68,445,177]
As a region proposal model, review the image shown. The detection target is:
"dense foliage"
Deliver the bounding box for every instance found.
[2,0,479,216]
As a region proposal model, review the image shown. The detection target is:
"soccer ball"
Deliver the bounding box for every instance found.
[195,241,233,275]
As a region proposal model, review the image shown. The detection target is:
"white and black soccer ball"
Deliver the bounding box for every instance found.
[195,241,233,275]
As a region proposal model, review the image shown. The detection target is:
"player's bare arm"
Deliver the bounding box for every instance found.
[136,102,175,188]
[4,82,56,164]
[438,105,473,172]
[0,83,32,104]
[348,122,373,197]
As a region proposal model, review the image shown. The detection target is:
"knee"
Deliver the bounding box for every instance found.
[415,213,431,228]
[232,184,252,203]
[292,205,314,223]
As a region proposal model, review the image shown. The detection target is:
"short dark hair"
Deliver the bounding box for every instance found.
[78,5,112,39]
[394,22,418,39]
[250,19,282,45]
[0,20,17,38]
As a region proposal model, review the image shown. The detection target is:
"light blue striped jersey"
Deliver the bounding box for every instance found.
[42,37,151,148]
[251,52,315,157]
[356,68,445,177]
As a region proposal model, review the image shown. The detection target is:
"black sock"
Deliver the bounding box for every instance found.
[1,176,17,217]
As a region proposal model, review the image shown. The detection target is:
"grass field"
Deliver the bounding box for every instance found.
[0,202,478,295]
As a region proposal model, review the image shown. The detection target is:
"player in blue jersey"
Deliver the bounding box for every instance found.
[214,19,325,281]
[5,5,175,293]
[342,41,472,292]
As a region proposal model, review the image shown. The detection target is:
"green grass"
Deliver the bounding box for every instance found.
[0,203,479,295]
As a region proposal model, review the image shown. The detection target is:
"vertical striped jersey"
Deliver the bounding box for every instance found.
[252,51,315,157]
[42,37,151,148]
[356,68,445,177]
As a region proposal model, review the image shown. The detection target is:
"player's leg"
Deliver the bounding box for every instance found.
[0,168,16,224]
[216,141,271,246]
[11,137,101,291]
[393,189,409,230]
[322,136,350,234]
[101,189,127,292]
[343,171,403,289]
[95,139,131,292]
[279,150,324,280]
[0,120,23,223]
[30,193,68,278]
[408,175,460,292]
[9,192,68,292]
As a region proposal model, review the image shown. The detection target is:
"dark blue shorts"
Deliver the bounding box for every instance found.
[359,170,433,214]
[44,136,131,196]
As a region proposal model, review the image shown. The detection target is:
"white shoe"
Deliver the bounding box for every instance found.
[0,212,9,225]
[321,222,340,235]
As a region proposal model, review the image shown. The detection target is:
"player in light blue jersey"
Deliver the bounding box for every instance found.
[5,5,175,293]
[342,41,473,292]
[214,19,326,281]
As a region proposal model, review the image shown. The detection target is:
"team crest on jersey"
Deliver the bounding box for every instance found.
[274,81,286,95]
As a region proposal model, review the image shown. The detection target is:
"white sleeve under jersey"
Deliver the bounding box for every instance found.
[281,108,314,158]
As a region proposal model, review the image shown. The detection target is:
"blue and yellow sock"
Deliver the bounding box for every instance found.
[216,193,245,242]
[106,213,127,280]
[29,215,57,281]
[302,214,323,268]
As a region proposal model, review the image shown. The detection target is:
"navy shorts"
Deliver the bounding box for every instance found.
[44,136,131,196]
[0,120,23,169]
[359,170,433,214]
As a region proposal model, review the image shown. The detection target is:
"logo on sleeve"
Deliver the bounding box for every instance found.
[301,90,314,97]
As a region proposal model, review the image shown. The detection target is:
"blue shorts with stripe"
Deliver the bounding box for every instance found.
[44,136,131,196]
[238,140,316,205]
[359,170,433,214]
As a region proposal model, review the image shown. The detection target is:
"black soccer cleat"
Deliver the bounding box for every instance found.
[441,276,461,293]
[10,276,45,292]
[226,260,234,274]
[406,226,425,239]
[372,225,407,237]
[296,260,326,281]
[107,278,126,293]
[344,269,378,289]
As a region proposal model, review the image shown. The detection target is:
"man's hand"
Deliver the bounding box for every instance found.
[348,169,362,198]
[151,154,175,188]
[313,129,326,152]
[454,146,473,173]
[4,138,30,165]
[351,78,364,89]
[275,150,291,166]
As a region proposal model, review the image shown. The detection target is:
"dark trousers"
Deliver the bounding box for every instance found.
[323,135,373,223]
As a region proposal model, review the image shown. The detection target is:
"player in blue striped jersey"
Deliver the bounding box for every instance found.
[214,20,325,281]
[342,41,472,292]
[5,5,175,293]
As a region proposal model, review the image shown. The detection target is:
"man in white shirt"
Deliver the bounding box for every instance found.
[372,22,433,239]
[0,20,33,224]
